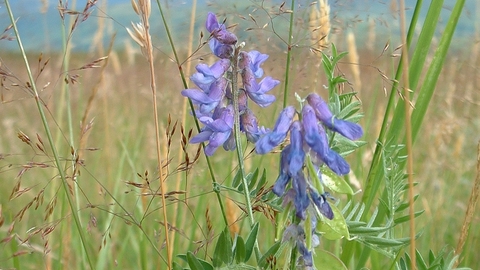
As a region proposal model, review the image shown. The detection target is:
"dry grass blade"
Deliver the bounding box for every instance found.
[309,0,331,51]
[0,204,3,227]
[78,56,108,70]
[1,17,18,41]
[454,142,480,267]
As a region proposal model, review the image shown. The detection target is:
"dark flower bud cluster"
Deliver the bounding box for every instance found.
[256,93,363,220]
[182,12,279,156]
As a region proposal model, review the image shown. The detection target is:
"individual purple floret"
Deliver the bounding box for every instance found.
[282,222,320,269]
[311,191,334,220]
[239,51,278,107]
[255,106,296,154]
[240,108,263,143]
[209,38,234,59]
[287,121,306,176]
[206,12,237,45]
[182,77,227,115]
[190,105,234,156]
[306,93,363,140]
[190,59,230,92]
[205,12,237,59]
[302,104,350,175]
[292,172,310,220]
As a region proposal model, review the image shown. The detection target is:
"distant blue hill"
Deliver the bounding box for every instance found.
[0,0,475,53]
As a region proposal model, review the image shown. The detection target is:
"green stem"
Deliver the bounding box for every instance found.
[282,0,296,109]
[231,46,261,262]
[60,0,87,266]
[155,0,229,227]
[4,1,94,269]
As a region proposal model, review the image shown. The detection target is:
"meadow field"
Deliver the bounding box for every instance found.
[0,0,479,269]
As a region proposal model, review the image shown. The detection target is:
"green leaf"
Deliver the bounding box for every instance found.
[258,241,281,269]
[395,194,419,212]
[317,204,350,240]
[253,169,267,195]
[348,225,390,236]
[321,167,354,195]
[416,249,428,270]
[232,169,242,189]
[244,223,259,262]
[213,228,233,267]
[360,236,404,247]
[187,251,206,270]
[172,261,185,270]
[234,235,246,263]
[313,250,348,270]
[178,254,213,270]
[247,168,259,191]
[223,264,258,270]
[346,220,367,228]
[394,210,424,225]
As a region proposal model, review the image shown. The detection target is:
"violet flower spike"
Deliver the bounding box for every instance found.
[306,93,363,140]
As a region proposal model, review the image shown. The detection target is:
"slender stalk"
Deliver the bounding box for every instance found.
[399,0,416,267]
[282,0,296,109]
[155,0,229,227]
[4,1,94,269]
[454,142,480,268]
[171,0,197,263]
[140,2,172,268]
[231,46,261,262]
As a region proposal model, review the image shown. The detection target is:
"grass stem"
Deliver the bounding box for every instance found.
[282,0,295,109]
[4,1,94,269]
[231,46,261,263]
[140,2,172,268]
[399,0,416,267]
[155,0,229,227]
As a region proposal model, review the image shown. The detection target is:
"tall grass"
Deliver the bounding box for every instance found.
[0,0,478,269]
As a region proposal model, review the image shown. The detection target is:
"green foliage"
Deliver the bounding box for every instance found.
[0,0,474,269]
[398,249,472,270]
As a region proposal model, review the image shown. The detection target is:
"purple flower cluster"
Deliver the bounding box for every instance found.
[256,93,363,220]
[182,12,279,156]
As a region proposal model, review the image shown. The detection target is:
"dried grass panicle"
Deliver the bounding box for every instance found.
[309,0,331,52]
[58,0,98,34]
[1,19,17,41]
[126,22,150,57]
[127,0,152,58]
[131,0,151,19]
[205,207,213,233]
